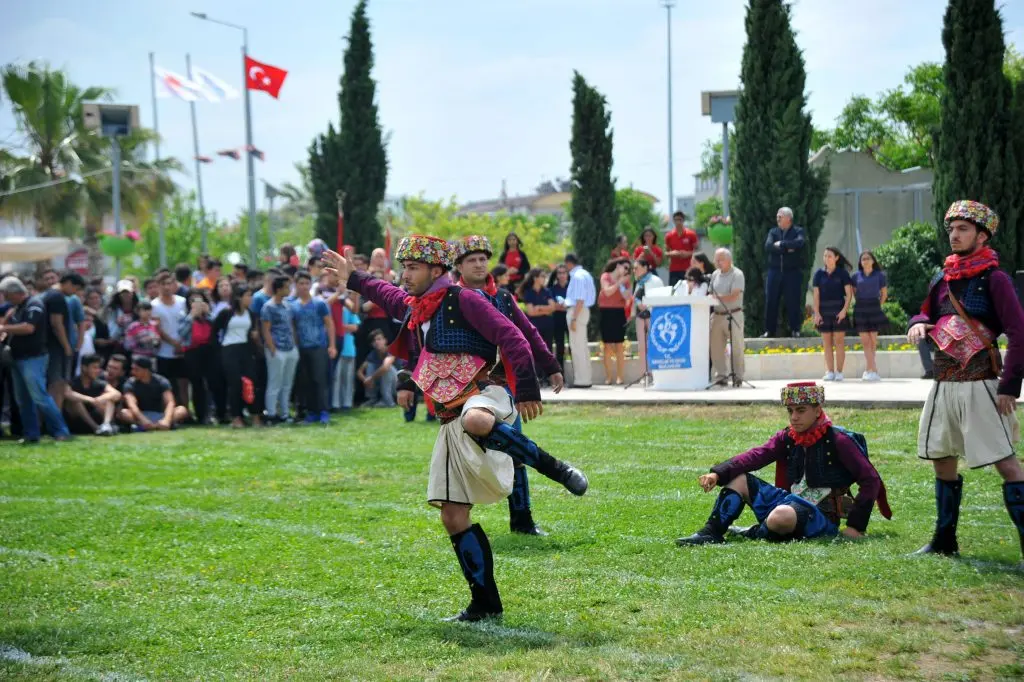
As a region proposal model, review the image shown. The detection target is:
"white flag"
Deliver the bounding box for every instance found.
[191,66,239,102]
[154,66,203,102]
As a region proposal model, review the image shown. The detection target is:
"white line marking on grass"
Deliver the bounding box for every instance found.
[0,546,57,561]
[0,644,146,681]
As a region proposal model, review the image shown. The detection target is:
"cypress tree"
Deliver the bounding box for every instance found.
[569,71,618,274]
[933,0,1017,272]
[310,0,388,256]
[732,0,830,335]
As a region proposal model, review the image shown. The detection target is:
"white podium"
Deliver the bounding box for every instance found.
[642,288,712,390]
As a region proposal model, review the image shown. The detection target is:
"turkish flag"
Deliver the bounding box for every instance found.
[244,56,288,98]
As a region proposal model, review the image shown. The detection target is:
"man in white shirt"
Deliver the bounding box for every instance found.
[150,272,189,411]
[709,248,746,387]
[563,253,597,388]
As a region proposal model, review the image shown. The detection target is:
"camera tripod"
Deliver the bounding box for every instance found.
[704,278,756,391]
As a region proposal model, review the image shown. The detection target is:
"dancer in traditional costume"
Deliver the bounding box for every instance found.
[676,382,890,545]
[454,235,564,536]
[909,200,1024,562]
[323,238,587,622]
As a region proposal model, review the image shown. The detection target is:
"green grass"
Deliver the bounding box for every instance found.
[1,405,1022,681]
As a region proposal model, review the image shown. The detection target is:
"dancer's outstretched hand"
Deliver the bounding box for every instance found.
[518,401,542,422]
[698,472,719,492]
[322,249,351,282]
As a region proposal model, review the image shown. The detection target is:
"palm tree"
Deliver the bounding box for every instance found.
[1,61,179,272]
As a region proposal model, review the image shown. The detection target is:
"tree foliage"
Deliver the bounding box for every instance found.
[873,221,943,318]
[395,197,569,270]
[731,0,830,335]
[308,0,388,256]
[694,196,724,234]
[569,71,618,273]
[933,0,1021,273]
[614,188,662,247]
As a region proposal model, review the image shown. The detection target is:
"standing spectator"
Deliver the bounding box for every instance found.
[118,356,188,431]
[179,290,216,423]
[499,232,531,288]
[75,308,97,375]
[84,289,113,361]
[0,276,71,443]
[633,228,664,269]
[491,264,511,291]
[250,267,279,317]
[195,258,222,291]
[664,211,699,287]
[518,268,557,383]
[151,273,189,409]
[763,206,808,338]
[41,271,83,412]
[231,262,249,283]
[708,248,746,388]
[351,253,370,273]
[142,278,160,302]
[123,302,162,359]
[632,256,664,375]
[290,270,336,425]
[564,253,597,388]
[853,251,888,382]
[191,254,210,287]
[214,283,263,428]
[598,258,631,385]
[547,265,570,374]
[245,269,265,291]
[358,330,397,407]
[64,353,121,435]
[173,263,193,297]
[610,234,631,261]
[261,275,300,423]
[323,273,360,412]
[65,283,86,375]
[105,280,138,354]
[279,244,300,268]
[210,277,233,318]
[813,247,854,382]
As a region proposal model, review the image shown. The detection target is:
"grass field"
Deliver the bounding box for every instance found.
[1,404,1023,681]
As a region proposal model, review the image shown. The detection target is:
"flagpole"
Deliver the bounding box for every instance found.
[149,52,168,268]
[185,53,208,253]
[242,34,258,265]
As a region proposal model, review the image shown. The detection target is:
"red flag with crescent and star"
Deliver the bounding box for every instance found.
[244,56,288,99]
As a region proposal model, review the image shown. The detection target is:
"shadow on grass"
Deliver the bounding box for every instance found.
[489,534,600,555]
[434,619,560,652]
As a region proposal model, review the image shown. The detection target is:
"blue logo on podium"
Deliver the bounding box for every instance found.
[648,304,692,370]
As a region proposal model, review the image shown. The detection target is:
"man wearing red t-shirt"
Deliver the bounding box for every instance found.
[664,211,699,287]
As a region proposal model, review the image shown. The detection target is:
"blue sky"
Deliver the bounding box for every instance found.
[2,0,1022,223]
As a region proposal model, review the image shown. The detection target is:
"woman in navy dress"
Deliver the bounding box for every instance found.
[852,251,888,382]
[812,247,854,382]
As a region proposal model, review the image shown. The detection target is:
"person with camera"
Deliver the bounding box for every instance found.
[708,248,746,388]
[598,258,632,385]
[632,256,664,377]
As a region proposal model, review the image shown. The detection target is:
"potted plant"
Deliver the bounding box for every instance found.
[707,215,733,246]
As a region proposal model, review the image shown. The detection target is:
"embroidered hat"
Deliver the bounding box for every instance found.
[453,235,493,264]
[394,234,451,268]
[944,200,1000,236]
[781,381,824,406]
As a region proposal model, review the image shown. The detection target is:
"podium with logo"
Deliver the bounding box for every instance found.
[641,288,712,390]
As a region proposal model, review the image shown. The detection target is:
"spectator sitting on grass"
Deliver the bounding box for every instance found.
[358,330,397,408]
[103,353,128,393]
[64,354,121,436]
[118,356,188,431]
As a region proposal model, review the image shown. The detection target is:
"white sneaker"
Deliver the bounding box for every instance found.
[834,372,845,382]
[862,371,870,381]
[868,371,882,382]
[823,371,836,382]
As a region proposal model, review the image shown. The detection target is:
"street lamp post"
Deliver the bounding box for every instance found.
[190,11,258,265]
[663,0,676,215]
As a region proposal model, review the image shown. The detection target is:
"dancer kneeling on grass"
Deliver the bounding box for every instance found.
[323,238,587,623]
[676,382,891,546]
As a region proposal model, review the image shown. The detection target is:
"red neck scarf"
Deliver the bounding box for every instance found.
[943,246,999,281]
[457,274,498,297]
[788,412,832,447]
[405,288,448,330]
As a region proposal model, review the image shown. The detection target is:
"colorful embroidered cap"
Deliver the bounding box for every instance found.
[781,381,824,406]
[453,235,493,264]
[394,234,452,268]
[944,200,1000,236]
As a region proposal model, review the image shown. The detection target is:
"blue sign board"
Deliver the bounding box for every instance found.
[647,304,692,370]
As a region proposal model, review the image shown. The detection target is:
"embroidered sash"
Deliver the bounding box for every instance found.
[412,349,487,404]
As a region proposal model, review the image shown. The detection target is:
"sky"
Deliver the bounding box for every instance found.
[2,0,1023,225]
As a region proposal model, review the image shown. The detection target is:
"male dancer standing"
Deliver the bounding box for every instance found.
[454,235,564,536]
[323,238,587,622]
[909,200,1024,563]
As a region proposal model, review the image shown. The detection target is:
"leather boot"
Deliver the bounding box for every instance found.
[508,466,546,535]
[444,524,503,622]
[913,476,962,556]
[677,488,745,546]
[1003,481,1024,562]
[482,422,588,496]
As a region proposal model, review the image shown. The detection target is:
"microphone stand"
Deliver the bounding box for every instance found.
[704,275,756,390]
[625,280,651,389]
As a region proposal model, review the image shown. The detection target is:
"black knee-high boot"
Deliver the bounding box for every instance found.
[1003,481,1024,561]
[508,465,545,536]
[676,488,745,546]
[481,422,588,496]
[445,524,503,622]
[914,476,963,556]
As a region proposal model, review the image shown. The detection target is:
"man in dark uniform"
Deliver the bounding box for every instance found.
[763,206,807,338]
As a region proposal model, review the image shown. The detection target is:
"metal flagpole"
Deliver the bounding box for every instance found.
[148,52,167,268]
[185,53,208,253]
[241,35,258,265]
[663,0,676,215]
[112,138,123,280]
